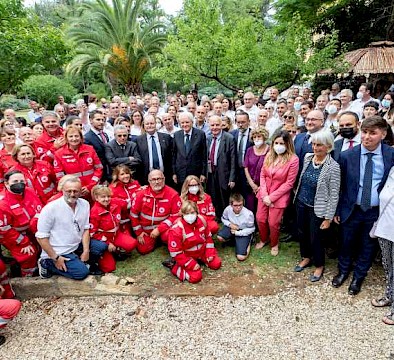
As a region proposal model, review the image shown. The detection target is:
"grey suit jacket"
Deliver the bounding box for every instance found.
[105,139,141,171]
[294,153,341,220]
[207,131,236,189]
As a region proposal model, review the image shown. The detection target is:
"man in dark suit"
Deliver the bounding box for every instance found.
[333,116,394,295]
[84,110,111,181]
[135,114,173,185]
[206,115,236,218]
[230,110,253,208]
[294,109,324,165]
[172,112,207,190]
[105,124,141,173]
[332,111,361,161]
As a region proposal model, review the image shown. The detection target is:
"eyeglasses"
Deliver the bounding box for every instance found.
[117,134,128,137]
[149,177,164,182]
[73,220,80,232]
[244,98,253,101]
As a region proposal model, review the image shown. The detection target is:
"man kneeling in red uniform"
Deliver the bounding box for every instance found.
[131,170,181,255]
[167,200,221,283]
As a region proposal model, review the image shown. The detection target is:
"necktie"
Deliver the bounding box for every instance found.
[99,131,107,143]
[348,140,354,149]
[151,135,160,169]
[238,132,245,167]
[360,153,374,212]
[185,133,191,155]
[209,137,217,172]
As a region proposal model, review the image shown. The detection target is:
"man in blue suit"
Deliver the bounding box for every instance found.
[333,116,394,295]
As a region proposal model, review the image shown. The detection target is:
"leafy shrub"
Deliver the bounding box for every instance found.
[0,95,29,111]
[86,83,110,101]
[19,75,78,109]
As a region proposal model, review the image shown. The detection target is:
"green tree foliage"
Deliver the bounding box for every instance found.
[275,0,394,51]
[157,0,340,92]
[66,0,167,95]
[0,0,70,95]
[20,75,77,109]
[32,0,82,28]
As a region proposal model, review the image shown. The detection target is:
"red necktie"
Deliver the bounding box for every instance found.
[348,140,354,149]
[99,131,107,143]
[209,137,217,171]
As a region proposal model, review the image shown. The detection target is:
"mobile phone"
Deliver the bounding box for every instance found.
[83,94,89,106]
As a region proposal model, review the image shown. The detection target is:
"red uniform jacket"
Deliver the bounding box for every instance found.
[131,185,181,236]
[168,216,216,270]
[90,201,122,243]
[0,188,42,249]
[109,180,141,225]
[0,149,17,171]
[34,128,64,164]
[54,144,103,190]
[187,193,216,222]
[11,160,57,204]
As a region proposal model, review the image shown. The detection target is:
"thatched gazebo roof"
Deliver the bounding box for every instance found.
[320,41,394,76]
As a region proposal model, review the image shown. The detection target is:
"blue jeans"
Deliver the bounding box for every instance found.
[42,240,107,280]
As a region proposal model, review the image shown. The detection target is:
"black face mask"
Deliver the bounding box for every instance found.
[10,182,26,195]
[339,127,357,139]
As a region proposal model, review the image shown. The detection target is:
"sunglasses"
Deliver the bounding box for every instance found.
[283,115,294,119]
[117,134,128,137]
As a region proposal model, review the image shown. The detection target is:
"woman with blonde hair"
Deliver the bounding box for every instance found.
[54,125,103,199]
[244,127,270,212]
[181,175,219,234]
[256,130,299,256]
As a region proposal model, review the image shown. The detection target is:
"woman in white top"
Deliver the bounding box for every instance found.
[129,110,143,141]
[372,166,394,325]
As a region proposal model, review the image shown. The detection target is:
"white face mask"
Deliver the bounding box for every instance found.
[273,144,286,155]
[183,213,197,224]
[188,186,199,195]
[254,140,264,147]
[356,91,363,99]
[327,104,338,115]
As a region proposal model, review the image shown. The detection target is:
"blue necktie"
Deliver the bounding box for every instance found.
[151,135,160,169]
[185,134,191,155]
[360,153,374,212]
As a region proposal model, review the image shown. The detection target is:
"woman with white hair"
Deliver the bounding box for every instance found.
[294,130,341,282]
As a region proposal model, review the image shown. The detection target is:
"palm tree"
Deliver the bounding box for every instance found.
[66,0,166,95]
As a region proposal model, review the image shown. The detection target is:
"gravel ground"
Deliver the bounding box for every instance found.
[2,281,394,360]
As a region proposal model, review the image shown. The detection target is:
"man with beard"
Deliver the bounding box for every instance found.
[36,176,107,279]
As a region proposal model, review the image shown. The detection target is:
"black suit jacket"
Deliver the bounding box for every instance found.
[172,128,207,183]
[332,138,344,162]
[207,131,236,189]
[84,129,111,181]
[135,132,173,185]
[105,139,141,172]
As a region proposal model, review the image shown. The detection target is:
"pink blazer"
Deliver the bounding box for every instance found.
[258,154,299,208]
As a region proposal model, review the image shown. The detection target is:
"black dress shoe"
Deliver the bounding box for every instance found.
[348,278,363,296]
[0,335,5,347]
[162,258,175,270]
[332,273,348,288]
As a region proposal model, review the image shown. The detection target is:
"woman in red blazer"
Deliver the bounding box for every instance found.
[256,130,299,256]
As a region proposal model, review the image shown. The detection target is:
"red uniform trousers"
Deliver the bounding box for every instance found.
[98,231,138,273]
[171,253,221,283]
[256,201,285,248]
[207,220,219,235]
[136,229,170,255]
[0,299,21,328]
[0,259,15,299]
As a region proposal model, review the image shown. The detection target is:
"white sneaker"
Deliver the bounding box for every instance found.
[38,259,52,279]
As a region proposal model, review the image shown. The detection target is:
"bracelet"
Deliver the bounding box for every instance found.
[54,255,60,261]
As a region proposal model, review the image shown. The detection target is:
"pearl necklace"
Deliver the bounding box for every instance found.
[312,155,327,169]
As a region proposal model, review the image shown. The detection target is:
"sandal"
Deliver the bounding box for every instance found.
[382,313,394,325]
[255,242,268,250]
[371,297,392,308]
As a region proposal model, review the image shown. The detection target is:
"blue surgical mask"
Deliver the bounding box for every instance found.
[356,91,363,99]
[382,99,391,108]
[294,102,302,111]
[327,105,338,115]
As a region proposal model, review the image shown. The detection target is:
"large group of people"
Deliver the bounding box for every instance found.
[1,82,394,344]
